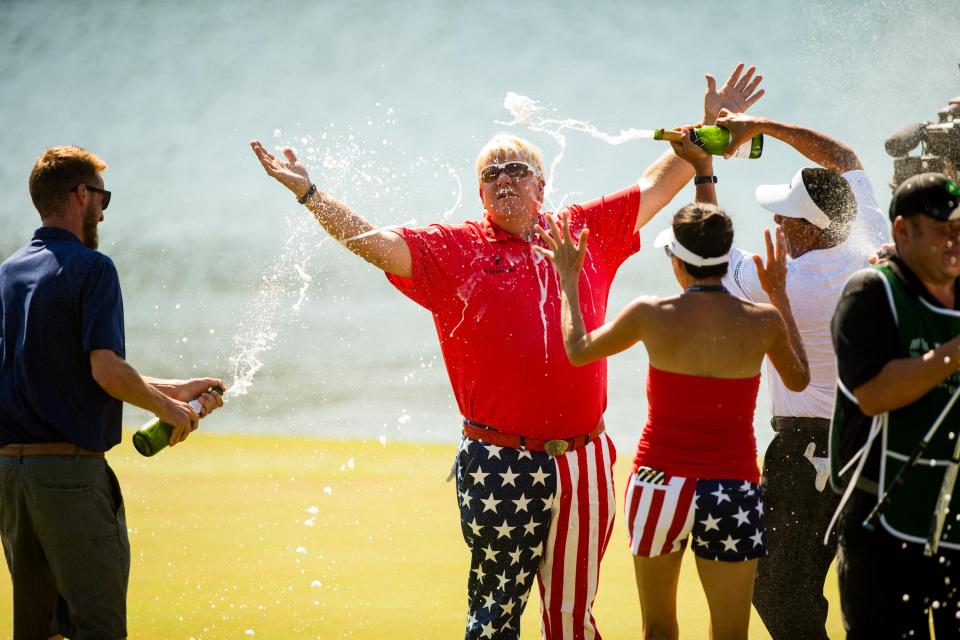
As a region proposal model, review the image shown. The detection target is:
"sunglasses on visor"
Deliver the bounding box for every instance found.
[479,161,534,183]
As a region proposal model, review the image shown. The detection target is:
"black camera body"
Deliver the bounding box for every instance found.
[885,101,960,191]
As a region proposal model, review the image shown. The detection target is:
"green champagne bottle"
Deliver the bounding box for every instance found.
[653,125,763,159]
[132,386,224,457]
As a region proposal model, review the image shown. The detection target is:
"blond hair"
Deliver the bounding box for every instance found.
[29,146,108,218]
[475,133,544,179]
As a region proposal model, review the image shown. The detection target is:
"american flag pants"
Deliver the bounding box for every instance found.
[455,432,617,640]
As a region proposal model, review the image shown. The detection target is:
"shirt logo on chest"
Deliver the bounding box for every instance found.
[482,254,517,275]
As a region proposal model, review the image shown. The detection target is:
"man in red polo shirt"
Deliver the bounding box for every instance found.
[250,64,763,640]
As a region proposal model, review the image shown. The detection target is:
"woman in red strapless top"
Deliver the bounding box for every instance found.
[535,131,809,640]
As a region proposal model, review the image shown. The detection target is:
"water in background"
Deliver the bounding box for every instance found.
[1,0,959,455]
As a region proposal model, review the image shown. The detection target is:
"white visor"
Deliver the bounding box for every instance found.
[755,168,833,230]
[653,227,730,267]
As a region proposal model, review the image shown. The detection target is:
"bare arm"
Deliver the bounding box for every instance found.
[635,151,695,231]
[561,297,649,366]
[715,113,861,173]
[668,127,717,205]
[853,336,960,416]
[754,228,809,391]
[142,376,226,416]
[635,63,765,231]
[533,214,648,365]
[763,301,810,391]
[250,141,412,277]
[90,350,223,445]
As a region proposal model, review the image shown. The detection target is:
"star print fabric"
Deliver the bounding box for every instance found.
[626,468,767,562]
[456,438,556,639]
[455,433,617,640]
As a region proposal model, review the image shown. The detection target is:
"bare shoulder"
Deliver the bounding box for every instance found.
[617,294,672,321]
[631,294,676,313]
[737,299,784,326]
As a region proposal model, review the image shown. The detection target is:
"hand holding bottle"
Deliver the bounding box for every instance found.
[134,383,225,456]
[157,397,200,447]
[715,110,768,160]
[164,377,226,417]
[668,127,713,173]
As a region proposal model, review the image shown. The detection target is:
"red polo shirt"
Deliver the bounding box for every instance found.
[387,184,640,440]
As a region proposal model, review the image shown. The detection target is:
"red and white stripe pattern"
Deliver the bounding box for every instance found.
[625,469,697,558]
[536,432,617,640]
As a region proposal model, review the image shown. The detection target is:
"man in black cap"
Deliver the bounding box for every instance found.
[830,172,960,638]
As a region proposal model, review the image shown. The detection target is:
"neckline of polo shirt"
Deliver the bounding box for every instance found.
[34,227,81,244]
[480,216,516,243]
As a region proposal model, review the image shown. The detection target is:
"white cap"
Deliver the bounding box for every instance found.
[653,227,730,267]
[755,168,832,229]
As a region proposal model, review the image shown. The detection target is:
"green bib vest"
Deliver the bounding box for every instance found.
[832,263,960,548]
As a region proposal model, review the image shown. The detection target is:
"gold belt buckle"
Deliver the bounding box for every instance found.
[544,439,569,457]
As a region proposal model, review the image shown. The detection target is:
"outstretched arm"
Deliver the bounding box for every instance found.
[251,141,412,277]
[715,112,861,173]
[534,214,648,365]
[90,350,224,446]
[635,63,764,231]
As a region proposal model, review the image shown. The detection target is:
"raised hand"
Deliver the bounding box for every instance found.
[753,227,789,303]
[533,212,590,282]
[250,140,313,199]
[704,62,765,124]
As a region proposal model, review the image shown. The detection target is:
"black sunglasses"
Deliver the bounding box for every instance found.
[74,184,111,210]
[479,161,533,184]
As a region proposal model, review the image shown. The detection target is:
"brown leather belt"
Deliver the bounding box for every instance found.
[462,418,605,456]
[0,443,104,457]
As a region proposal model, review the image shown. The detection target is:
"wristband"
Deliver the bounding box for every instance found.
[297,183,317,204]
[694,175,718,185]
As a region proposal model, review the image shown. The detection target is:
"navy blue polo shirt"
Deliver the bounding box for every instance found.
[0,227,125,451]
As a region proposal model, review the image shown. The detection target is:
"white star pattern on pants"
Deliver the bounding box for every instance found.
[469,466,489,486]
[480,493,501,514]
[499,466,520,487]
[484,444,503,459]
[512,493,531,512]
[494,520,515,539]
[529,466,549,486]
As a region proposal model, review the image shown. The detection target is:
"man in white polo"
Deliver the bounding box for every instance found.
[714,111,889,640]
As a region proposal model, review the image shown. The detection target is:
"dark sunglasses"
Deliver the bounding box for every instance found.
[74,184,111,210]
[479,161,534,184]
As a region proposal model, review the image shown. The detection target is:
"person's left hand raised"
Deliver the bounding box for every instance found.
[703,62,765,125]
[533,212,590,282]
[753,227,789,303]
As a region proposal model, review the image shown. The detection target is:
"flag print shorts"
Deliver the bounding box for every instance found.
[625,466,767,562]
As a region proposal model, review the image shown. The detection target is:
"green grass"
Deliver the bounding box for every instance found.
[0,433,844,639]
